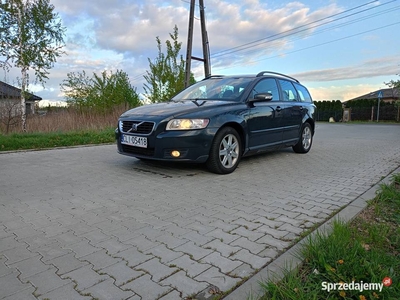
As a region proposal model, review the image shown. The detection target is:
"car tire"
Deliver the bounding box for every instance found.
[293,122,313,153]
[207,127,242,174]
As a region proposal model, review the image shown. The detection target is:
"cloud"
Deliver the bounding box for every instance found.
[292,56,399,82]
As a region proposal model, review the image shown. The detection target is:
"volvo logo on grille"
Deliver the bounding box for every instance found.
[128,121,144,133]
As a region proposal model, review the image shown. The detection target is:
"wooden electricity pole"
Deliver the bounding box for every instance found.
[184,0,211,88]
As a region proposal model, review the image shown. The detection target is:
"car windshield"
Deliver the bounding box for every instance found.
[171,77,253,101]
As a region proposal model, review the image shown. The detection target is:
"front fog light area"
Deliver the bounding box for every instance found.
[171,150,181,157]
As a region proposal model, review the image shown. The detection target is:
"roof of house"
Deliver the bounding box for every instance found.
[346,88,399,102]
[0,81,42,101]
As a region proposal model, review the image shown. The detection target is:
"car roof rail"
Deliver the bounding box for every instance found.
[256,71,299,83]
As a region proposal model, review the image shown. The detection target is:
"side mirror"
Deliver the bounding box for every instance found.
[249,92,273,103]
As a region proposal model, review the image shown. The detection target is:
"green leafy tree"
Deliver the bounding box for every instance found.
[61,70,141,113]
[144,25,195,103]
[0,0,66,131]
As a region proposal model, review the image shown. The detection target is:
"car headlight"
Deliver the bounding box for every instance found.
[166,119,209,130]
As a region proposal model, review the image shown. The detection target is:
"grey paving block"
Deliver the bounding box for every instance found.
[200,252,242,274]
[229,237,265,254]
[160,270,208,298]
[203,239,241,258]
[181,231,214,246]
[26,267,72,295]
[0,236,23,252]
[124,234,160,252]
[36,243,72,262]
[231,249,271,270]
[231,226,264,242]
[229,262,254,278]
[39,282,92,300]
[0,257,13,277]
[145,243,183,264]
[82,250,122,271]
[134,258,179,282]
[62,264,109,290]
[2,245,37,264]
[3,287,36,300]
[155,232,188,249]
[175,241,213,260]
[79,229,111,244]
[9,255,51,280]
[204,228,240,244]
[96,237,131,254]
[122,274,172,300]
[65,239,100,258]
[169,254,212,277]
[113,247,153,267]
[0,270,34,298]
[194,266,241,293]
[158,289,182,300]
[83,278,135,300]
[100,261,144,286]
[47,252,89,275]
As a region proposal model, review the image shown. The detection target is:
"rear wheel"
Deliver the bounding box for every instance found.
[207,127,242,174]
[293,123,313,153]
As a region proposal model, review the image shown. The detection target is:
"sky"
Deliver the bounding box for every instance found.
[2,0,400,105]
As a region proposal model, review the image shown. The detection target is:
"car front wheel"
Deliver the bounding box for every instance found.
[207,127,241,174]
[293,123,313,153]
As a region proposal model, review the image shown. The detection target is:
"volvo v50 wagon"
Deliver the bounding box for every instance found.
[116,71,316,174]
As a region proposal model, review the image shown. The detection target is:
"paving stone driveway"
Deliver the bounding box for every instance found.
[1,123,399,300]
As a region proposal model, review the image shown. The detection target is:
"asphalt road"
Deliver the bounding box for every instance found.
[0,123,399,300]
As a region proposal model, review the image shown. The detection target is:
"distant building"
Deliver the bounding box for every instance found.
[0,81,42,115]
[344,88,399,105]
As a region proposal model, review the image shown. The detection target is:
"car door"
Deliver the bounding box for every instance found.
[278,79,303,143]
[247,78,285,149]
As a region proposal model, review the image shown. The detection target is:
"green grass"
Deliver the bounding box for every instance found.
[259,174,400,300]
[0,127,116,151]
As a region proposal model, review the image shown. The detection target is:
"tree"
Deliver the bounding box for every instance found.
[0,0,66,131]
[144,25,195,103]
[61,69,141,113]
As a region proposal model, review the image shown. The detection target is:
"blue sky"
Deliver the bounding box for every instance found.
[3,0,400,104]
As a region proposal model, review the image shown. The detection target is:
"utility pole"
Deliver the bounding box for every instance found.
[184,0,211,88]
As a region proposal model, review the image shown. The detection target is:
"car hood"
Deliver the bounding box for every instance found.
[120,100,236,118]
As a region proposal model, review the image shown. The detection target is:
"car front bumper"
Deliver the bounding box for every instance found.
[116,127,218,163]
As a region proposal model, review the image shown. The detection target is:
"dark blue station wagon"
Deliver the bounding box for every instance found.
[116,71,316,174]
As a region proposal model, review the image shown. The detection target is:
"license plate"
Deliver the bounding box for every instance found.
[121,134,148,148]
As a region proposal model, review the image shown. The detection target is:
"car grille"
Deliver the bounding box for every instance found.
[121,144,155,157]
[121,121,155,134]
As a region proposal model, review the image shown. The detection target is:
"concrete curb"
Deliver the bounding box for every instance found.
[224,167,400,300]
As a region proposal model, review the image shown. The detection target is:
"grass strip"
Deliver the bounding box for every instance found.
[259,174,400,300]
[0,127,116,151]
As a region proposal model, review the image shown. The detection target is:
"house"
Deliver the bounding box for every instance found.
[0,81,42,115]
[344,88,399,104]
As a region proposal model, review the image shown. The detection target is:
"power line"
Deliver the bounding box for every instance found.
[210,0,396,58]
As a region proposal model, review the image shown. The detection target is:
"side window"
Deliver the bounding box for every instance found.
[279,80,298,102]
[294,83,312,102]
[251,78,279,101]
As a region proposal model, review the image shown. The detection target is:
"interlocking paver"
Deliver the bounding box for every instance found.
[200,252,242,273]
[175,241,213,260]
[134,258,179,282]
[194,266,241,292]
[1,124,399,299]
[121,274,172,300]
[39,282,92,300]
[83,278,135,300]
[0,270,33,298]
[100,261,144,286]
[160,270,208,298]
[169,254,212,277]
[8,255,51,280]
[26,267,71,295]
[62,264,109,290]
